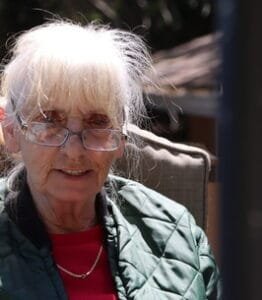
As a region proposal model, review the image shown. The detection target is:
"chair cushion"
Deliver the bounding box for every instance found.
[115,124,211,228]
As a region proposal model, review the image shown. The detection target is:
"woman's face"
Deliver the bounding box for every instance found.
[7,107,124,204]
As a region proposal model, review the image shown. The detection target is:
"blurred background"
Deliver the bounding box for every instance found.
[0,0,218,155]
[0,0,214,54]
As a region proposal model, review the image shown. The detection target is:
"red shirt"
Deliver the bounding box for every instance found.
[50,225,118,300]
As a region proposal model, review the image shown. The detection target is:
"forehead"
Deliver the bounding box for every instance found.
[41,102,106,115]
[21,98,122,127]
[24,104,109,119]
[18,68,123,125]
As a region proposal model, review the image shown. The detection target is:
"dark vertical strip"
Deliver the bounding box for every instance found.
[218,0,262,299]
[218,1,241,298]
[240,0,262,298]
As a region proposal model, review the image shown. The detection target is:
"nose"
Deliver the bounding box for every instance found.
[60,131,86,160]
[59,119,86,158]
[64,130,85,148]
[66,117,83,132]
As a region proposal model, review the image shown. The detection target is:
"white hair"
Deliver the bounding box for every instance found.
[0,20,154,188]
[1,20,153,127]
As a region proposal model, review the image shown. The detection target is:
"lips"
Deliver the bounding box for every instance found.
[62,169,87,176]
[58,168,92,177]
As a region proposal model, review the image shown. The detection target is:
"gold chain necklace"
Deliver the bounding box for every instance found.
[56,245,103,279]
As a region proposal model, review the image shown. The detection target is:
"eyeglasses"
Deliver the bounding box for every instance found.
[11,100,124,152]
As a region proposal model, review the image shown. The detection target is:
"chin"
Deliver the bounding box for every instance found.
[45,172,104,203]
[64,190,96,202]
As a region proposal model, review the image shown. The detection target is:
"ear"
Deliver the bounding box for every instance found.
[2,119,20,153]
[0,107,5,122]
[0,108,4,145]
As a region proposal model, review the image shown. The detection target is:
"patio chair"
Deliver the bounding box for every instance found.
[115,124,211,229]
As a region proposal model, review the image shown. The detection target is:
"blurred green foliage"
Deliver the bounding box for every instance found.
[0,0,214,59]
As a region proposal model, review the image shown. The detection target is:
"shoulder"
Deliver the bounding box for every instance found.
[0,208,13,260]
[0,177,7,198]
[108,175,198,238]
[0,177,15,258]
[0,177,7,212]
[106,176,221,298]
[108,175,218,254]
[109,175,193,220]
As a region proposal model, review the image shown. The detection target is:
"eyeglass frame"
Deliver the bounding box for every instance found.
[10,98,126,152]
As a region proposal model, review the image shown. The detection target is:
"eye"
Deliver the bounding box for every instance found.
[34,110,66,124]
[85,113,111,128]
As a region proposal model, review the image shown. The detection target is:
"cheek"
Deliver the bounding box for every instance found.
[91,152,116,177]
[21,143,56,184]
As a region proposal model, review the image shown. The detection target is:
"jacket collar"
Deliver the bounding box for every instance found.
[4,170,51,249]
[4,168,109,249]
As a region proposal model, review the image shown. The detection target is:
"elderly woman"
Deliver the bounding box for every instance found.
[0,21,220,300]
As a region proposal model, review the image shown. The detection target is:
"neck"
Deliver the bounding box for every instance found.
[42,209,98,234]
[29,190,98,234]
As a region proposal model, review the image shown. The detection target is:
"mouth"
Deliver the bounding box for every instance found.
[58,169,91,177]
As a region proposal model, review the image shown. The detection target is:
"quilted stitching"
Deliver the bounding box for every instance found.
[107,176,220,299]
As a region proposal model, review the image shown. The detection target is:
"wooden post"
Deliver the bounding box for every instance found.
[219,0,262,299]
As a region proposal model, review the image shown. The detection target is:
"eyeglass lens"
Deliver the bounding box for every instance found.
[25,122,121,151]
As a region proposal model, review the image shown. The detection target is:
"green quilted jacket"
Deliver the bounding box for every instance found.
[0,174,221,300]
